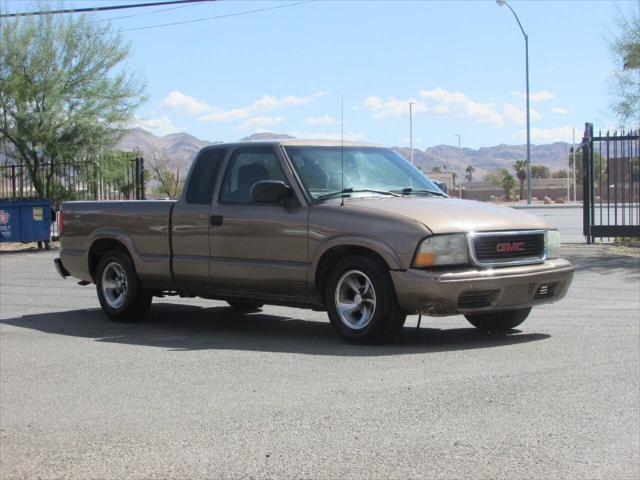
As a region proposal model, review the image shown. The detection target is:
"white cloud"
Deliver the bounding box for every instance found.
[237,115,284,130]
[289,130,366,141]
[364,96,427,119]
[200,91,326,122]
[502,102,541,124]
[159,91,211,115]
[129,115,182,136]
[511,126,574,143]
[304,114,338,125]
[510,90,556,102]
[420,88,504,125]
[365,88,541,127]
[551,107,570,115]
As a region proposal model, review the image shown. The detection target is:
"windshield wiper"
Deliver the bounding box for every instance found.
[318,188,401,199]
[394,187,448,198]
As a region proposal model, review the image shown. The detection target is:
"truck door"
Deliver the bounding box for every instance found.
[171,147,226,294]
[209,145,309,294]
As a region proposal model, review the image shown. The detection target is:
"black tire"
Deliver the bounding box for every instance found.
[96,250,152,323]
[227,300,264,312]
[465,307,531,332]
[325,255,406,344]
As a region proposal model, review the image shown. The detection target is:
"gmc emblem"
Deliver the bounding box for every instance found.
[496,241,525,253]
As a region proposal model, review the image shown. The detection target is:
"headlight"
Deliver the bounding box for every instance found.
[546,230,560,259]
[414,234,469,267]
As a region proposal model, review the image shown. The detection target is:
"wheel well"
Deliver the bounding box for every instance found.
[315,246,390,298]
[88,238,130,281]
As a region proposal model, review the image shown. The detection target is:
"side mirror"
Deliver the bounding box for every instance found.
[251,180,293,205]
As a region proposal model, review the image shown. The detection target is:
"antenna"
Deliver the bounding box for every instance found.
[341,94,344,207]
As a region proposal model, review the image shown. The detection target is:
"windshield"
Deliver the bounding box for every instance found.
[284,146,444,200]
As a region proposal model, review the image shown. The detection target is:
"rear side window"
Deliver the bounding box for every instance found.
[185,148,226,204]
[219,147,287,203]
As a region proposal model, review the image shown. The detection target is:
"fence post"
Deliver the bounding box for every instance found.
[137,156,145,200]
[582,123,594,244]
[10,165,16,199]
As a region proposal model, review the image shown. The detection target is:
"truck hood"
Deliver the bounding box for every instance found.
[347,196,553,234]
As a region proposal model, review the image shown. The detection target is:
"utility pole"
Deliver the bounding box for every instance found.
[497,0,532,204]
[455,134,461,149]
[572,128,577,203]
[409,102,414,165]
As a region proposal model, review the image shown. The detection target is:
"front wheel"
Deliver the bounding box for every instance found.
[325,255,406,344]
[465,307,531,332]
[96,250,152,323]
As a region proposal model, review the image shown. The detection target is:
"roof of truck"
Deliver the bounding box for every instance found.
[210,139,384,148]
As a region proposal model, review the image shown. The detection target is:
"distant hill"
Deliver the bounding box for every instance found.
[393,143,572,178]
[113,128,573,179]
[115,127,213,167]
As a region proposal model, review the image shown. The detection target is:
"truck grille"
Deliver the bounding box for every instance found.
[471,231,545,265]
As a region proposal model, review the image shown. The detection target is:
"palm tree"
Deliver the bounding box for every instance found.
[501,173,516,200]
[465,164,475,182]
[513,160,527,200]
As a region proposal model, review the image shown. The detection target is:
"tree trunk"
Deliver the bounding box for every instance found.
[519,179,524,200]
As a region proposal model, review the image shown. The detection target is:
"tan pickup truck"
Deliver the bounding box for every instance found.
[55,140,574,343]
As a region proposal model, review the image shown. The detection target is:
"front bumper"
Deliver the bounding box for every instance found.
[391,258,574,316]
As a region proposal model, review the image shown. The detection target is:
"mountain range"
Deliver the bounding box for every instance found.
[114,128,575,179]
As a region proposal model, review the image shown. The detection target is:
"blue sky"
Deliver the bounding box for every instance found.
[5,0,636,147]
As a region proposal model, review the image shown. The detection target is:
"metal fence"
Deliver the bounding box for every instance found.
[0,155,145,203]
[1,154,145,241]
[583,123,640,242]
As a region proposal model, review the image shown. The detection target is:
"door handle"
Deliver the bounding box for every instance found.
[210,215,223,226]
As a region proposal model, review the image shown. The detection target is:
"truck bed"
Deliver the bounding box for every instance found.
[60,200,176,289]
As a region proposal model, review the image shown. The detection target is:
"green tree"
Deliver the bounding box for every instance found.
[431,165,442,173]
[465,164,475,182]
[552,170,568,179]
[608,2,640,126]
[513,160,528,200]
[484,167,510,187]
[531,165,551,179]
[0,7,146,202]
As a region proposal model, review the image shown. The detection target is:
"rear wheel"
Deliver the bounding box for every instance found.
[227,300,264,312]
[96,250,152,323]
[325,255,406,344]
[465,307,531,332]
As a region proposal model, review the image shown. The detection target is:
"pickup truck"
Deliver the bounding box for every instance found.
[55,140,574,344]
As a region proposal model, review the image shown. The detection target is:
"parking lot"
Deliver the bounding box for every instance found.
[0,245,638,479]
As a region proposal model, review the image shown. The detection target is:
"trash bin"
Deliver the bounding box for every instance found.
[0,198,53,249]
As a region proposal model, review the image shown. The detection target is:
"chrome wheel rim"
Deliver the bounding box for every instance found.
[101,262,128,309]
[335,269,376,330]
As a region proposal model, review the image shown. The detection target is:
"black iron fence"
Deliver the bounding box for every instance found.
[0,154,145,204]
[583,123,640,242]
[1,154,145,241]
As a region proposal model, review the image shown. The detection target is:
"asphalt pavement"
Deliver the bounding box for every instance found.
[1,246,638,479]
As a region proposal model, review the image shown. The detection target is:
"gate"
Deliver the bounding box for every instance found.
[583,123,640,243]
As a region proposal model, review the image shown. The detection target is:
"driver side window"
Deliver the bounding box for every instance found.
[219,147,288,203]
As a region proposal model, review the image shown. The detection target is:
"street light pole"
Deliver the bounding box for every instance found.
[409,101,414,165]
[497,0,532,204]
[455,134,461,149]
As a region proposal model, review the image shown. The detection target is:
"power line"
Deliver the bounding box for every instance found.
[123,1,310,32]
[100,2,200,22]
[0,0,216,18]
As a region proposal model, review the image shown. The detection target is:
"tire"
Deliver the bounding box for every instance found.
[227,300,264,312]
[325,255,406,344]
[465,307,531,332]
[96,250,152,323]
